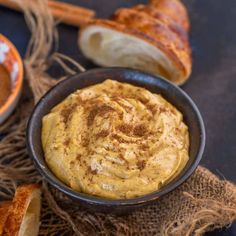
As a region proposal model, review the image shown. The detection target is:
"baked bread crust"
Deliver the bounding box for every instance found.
[149,0,190,31]
[0,202,11,235]
[79,0,191,85]
[2,184,41,236]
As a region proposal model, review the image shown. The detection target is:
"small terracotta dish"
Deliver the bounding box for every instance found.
[0,34,23,125]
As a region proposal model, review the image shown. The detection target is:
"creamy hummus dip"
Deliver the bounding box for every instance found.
[42,80,189,199]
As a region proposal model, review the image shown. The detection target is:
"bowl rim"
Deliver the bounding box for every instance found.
[0,34,24,115]
[27,67,205,206]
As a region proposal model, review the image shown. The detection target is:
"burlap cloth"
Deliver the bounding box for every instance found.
[0,1,236,235]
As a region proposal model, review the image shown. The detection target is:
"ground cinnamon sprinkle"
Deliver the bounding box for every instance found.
[63,138,70,146]
[87,105,114,126]
[60,104,76,124]
[0,65,11,107]
[117,123,147,137]
[88,166,97,175]
[81,136,90,147]
[76,154,81,160]
[133,124,147,137]
[70,161,75,166]
[137,160,146,171]
[96,130,109,138]
[141,144,149,150]
[159,107,168,113]
[111,133,127,143]
[117,124,133,134]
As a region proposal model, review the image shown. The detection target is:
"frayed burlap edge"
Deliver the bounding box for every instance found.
[0,1,235,235]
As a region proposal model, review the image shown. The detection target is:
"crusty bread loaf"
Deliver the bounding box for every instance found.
[1,184,41,236]
[79,0,191,85]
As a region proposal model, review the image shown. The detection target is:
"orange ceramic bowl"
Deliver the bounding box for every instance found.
[0,34,23,124]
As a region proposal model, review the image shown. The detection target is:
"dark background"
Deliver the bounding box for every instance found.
[0,0,235,235]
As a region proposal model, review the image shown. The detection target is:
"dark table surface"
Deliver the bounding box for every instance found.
[0,0,235,235]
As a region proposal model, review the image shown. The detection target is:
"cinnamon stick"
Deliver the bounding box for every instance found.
[0,0,95,27]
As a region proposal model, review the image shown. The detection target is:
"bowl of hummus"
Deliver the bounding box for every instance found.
[27,68,205,213]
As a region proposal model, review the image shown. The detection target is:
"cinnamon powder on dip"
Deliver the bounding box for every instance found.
[0,65,11,107]
[42,80,189,199]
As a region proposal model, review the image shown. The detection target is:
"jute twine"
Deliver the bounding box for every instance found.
[0,1,235,235]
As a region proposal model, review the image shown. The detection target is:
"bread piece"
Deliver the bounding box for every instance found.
[149,0,190,31]
[2,184,41,236]
[79,0,191,85]
[130,4,189,41]
[0,202,11,235]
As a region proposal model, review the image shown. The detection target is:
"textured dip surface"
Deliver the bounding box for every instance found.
[42,80,189,199]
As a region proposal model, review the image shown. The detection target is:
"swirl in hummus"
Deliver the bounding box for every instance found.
[42,80,189,199]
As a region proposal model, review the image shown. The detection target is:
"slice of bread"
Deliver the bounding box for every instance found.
[79,0,191,85]
[1,184,41,236]
[0,201,11,235]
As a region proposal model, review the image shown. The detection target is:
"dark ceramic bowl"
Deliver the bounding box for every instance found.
[27,67,205,214]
